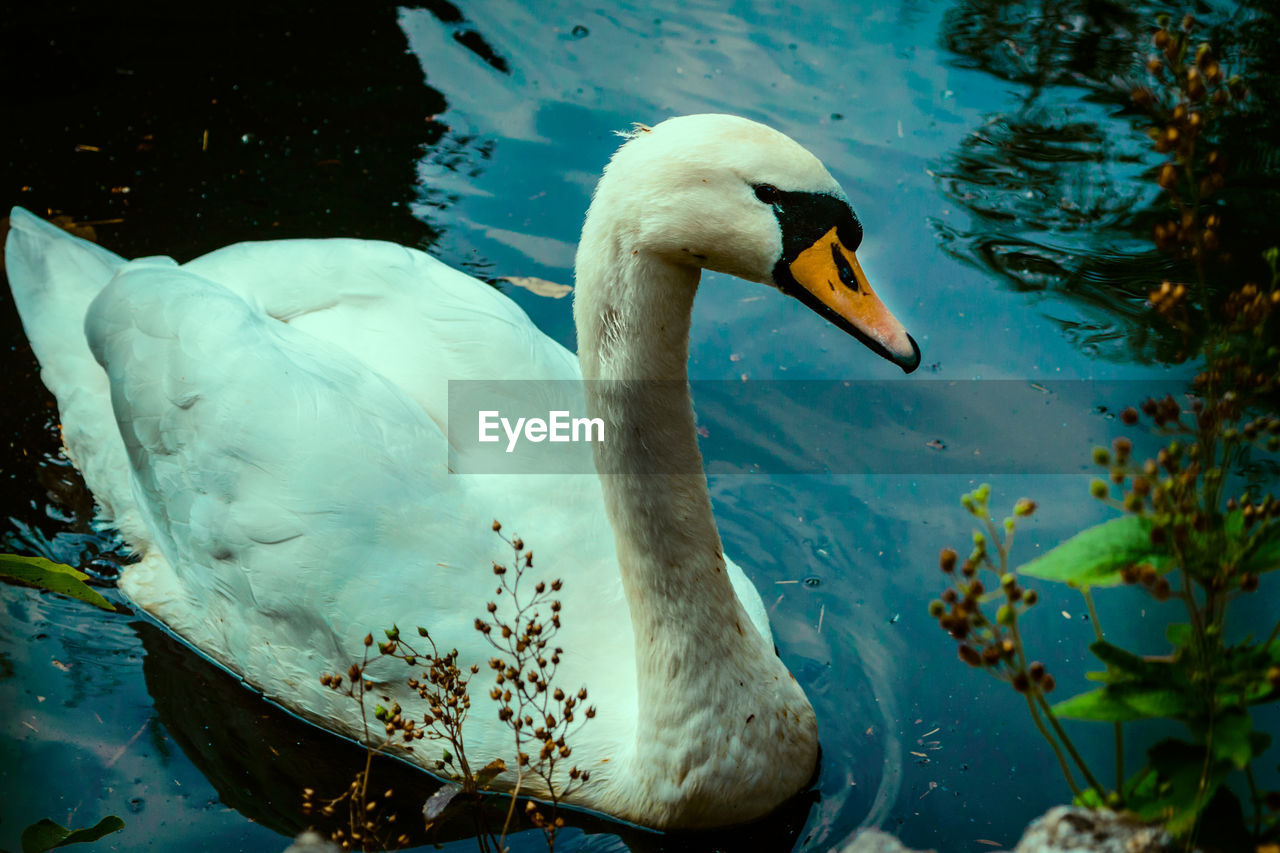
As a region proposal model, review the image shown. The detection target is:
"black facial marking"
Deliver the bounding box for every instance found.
[770,189,863,266]
[764,189,919,372]
[830,242,859,293]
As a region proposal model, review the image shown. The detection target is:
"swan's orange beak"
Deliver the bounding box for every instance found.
[785,227,920,373]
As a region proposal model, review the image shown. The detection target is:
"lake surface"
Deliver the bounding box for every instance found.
[3,1,1277,851]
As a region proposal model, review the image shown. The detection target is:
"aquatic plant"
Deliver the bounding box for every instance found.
[19,815,126,852]
[0,553,115,612]
[931,15,1280,847]
[305,525,591,852]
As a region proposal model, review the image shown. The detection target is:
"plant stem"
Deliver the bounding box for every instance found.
[1034,691,1108,798]
[1245,764,1262,839]
[1081,589,1125,793]
[499,766,523,851]
[1264,614,1280,650]
[1026,693,1083,798]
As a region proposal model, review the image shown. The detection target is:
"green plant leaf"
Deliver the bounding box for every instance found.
[1089,641,1184,686]
[1129,739,1232,836]
[21,816,124,853]
[1017,516,1159,589]
[1241,523,1280,575]
[1053,684,1193,721]
[1209,708,1253,769]
[1224,510,1245,542]
[1073,787,1106,808]
[0,555,113,612]
[1166,623,1194,648]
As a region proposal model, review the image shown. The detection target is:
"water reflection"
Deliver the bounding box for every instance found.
[934,0,1280,364]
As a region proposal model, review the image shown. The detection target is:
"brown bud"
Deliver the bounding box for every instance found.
[940,547,958,573]
[958,645,982,667]
[1152,577,1172,601]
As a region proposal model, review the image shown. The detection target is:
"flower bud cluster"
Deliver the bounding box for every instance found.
[479,523,594,814]
[1108,397,1277,596]
[301,781,409,851]
[1136,21,1250,335]
[932,488,1053,697]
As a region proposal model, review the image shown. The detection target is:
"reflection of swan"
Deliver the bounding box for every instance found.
[6,114,918,829]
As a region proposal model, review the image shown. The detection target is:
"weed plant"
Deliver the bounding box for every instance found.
[304,525,592,852]
[931,14,1280,848]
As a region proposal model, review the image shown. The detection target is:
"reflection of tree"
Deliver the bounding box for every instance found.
[935,0,1280,364]
[942,0,1142,94]
[0,3,493,542]
[5,4,449,260]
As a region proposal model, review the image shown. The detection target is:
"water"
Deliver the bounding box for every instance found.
[3,2,1277,851]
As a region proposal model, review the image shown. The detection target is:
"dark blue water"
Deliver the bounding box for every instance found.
[3,2,1277,851]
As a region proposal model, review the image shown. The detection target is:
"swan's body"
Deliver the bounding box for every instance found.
[6,115,917,829]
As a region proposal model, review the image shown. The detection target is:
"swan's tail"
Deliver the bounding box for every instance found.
[5,207,153,550]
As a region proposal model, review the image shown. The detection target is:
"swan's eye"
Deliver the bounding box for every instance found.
[753,184,781,205]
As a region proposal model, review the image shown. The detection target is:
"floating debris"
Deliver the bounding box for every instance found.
[502,276,572,298]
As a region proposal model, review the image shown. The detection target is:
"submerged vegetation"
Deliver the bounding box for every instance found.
[933,15,1280,848]
[303,526,593,852]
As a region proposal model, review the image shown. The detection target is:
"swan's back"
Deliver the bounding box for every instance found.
[5,205,774,819]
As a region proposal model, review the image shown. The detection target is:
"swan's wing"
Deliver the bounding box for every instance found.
[85,261,458,682]
[4,208,157,545]
[181,238,583,428]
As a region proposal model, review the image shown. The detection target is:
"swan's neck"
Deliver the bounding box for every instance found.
[574,229,817,826]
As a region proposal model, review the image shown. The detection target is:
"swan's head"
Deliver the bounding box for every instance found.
[582,113,920,373]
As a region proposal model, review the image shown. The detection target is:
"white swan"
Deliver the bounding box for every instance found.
[5,114,918,829]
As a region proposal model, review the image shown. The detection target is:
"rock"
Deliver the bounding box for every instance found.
[1015,807,1176,853]
[835,807,1175,853]
[837,829,936,853]
[283,830,341,853]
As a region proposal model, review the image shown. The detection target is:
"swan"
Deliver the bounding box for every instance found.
[5,114,919,830]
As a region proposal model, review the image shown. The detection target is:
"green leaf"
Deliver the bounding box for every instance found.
[1017,516,1159,589]
[21,816,124,853]
[1089,641,1183,686]
[1166,623,1194,649]
[1241,523,1280,575]
[1209,709,1253,769]
[1053,684,1193,722]
[0,555,113,612]
[1130,739,1232,836]
[1073,787,1106,808]
[1223,510,1245,542]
